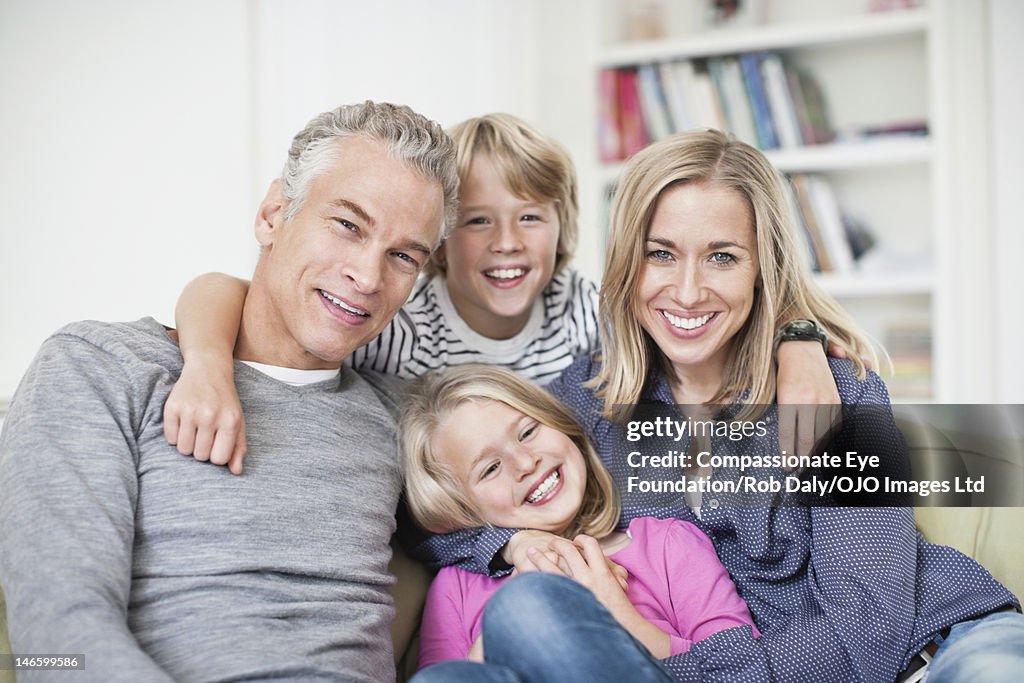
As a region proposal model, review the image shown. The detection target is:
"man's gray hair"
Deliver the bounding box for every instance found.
[282,101,459,243]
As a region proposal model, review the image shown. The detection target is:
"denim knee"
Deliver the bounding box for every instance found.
[410,660,522,683]
[482,573,588,643]
[928,610,1024,683]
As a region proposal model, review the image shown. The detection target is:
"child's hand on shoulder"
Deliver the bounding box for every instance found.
[164,352,247,474]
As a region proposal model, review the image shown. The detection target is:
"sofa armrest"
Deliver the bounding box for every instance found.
[1,587,12,683]
[388,535,433,681]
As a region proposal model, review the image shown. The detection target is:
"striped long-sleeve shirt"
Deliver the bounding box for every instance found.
[347,267,599,385]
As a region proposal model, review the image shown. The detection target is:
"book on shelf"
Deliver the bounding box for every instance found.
[739,52,779,150]
[597,68,623,162]
[617,69,649,158]
[636,64,674,142]
[596,52,835,161]
[787,65,835,145]
[803,175,855,273]
[709,56,760,146]
[790,175,833,272]
[783,176,820,271]
[759,52,802,148]
[690,64,727,131]
[658,61,694,133]
[885,322,933,399]
[789,174,875,274]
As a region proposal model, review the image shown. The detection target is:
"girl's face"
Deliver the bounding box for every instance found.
[433,398,586,534]
[439,154,560,340]
[634,181,760,386]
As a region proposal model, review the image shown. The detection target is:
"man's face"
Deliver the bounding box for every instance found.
[251,136,444,369]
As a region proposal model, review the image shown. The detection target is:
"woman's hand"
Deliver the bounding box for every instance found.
[504,530,628,590]
[775,341,842,468]
[531,536,632,614]
[530,535,671,658]
[163,351,247,474]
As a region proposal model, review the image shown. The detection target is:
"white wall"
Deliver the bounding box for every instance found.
[0,0,255,399]
[991,0,1024,402]
[0,0,550,401]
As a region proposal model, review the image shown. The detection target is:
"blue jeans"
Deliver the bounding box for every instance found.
[410,573,674,683]
[926,609,1024,683]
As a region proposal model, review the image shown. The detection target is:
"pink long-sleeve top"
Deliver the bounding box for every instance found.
[417,516,758,668]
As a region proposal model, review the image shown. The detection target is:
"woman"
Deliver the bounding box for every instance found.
[420,130,1021,683]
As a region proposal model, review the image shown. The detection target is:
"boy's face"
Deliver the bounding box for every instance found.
[439,154,559,340]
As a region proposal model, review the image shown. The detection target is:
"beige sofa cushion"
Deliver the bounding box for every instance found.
[915,507,1024,600]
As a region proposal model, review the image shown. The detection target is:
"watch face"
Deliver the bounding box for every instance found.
[789,320,816,332]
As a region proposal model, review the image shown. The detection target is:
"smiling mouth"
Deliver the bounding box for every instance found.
[483,267,527,281]
[319,289,369,317]
[661,311,715,330]
[525,468,561,504]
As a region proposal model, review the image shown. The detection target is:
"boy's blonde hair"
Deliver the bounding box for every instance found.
[426,113,579,277]
[594,129,876,422]
[401,365,620,538]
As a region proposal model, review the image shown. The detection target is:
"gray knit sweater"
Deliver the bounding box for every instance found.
[0,318,405,681]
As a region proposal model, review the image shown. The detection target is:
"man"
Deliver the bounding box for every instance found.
[0,101,458,681]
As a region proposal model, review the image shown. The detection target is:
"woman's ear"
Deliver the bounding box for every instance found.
[255,179,286,248]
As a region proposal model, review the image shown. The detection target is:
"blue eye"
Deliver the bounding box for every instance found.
[711,252,736,264]
[334,218,358,233]
[647,249,672,261]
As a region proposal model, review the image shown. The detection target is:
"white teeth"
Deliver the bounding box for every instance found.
[662,311,714,330]
[526,470,560,504]
[319,290,368,317]
[485,268,525,280]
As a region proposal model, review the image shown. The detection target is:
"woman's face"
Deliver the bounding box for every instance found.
[634,181,760,385]
[433,399,586,534]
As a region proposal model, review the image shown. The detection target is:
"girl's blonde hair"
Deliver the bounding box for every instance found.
[401,364,620,538]
[594,129,876,422]
[426,113,579,277]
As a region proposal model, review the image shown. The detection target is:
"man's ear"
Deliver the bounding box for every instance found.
[431,242,448,272]
[255,179,286,248]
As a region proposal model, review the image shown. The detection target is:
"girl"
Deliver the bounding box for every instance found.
[399,364,756,680]
[423,130,1022,683]
[164,114,841,473]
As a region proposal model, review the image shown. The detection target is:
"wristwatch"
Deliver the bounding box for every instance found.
[776,319,828,354]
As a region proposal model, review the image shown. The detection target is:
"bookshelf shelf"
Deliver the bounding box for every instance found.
[599,135,932,184]
[766,136,931,172]
[596,8,929,68]
[815,272,934,299]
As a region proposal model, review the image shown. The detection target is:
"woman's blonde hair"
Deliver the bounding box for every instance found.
[426,113,579,277]
[401,364,620,538]
[594,129,876,422]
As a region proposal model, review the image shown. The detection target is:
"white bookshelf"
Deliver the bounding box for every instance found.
[596,7,929,66]
[591,2,949,401]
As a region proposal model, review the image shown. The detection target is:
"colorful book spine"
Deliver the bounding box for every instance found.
[739,52,779,149]
[597,68,623,162]
[760,53,802,148]
[636,64,674,141]
[617,69,650,158]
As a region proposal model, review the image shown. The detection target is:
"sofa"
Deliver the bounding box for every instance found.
[3,412,1021,682]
